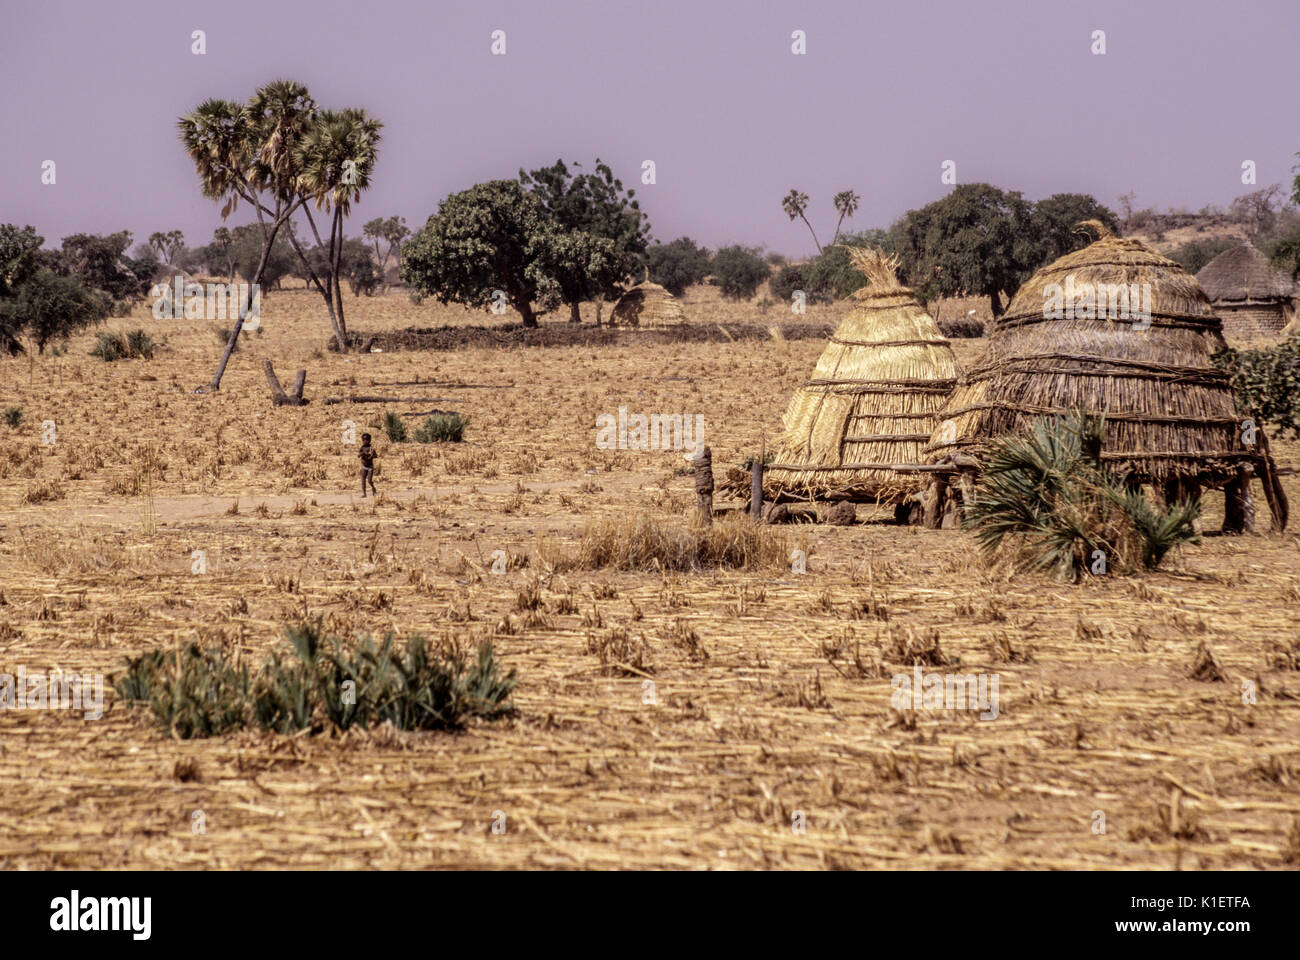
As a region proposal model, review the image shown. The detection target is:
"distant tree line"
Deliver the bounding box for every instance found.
[0,224,153,355]
[771,185,1119,317]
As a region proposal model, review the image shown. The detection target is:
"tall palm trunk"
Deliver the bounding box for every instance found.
[286,221,346,350]
[207,222,277,391]
[331,209,348,345]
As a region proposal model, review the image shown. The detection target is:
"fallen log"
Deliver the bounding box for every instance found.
[322,395,454,405]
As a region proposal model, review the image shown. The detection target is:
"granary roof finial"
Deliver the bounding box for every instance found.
[1074,219,1115,241]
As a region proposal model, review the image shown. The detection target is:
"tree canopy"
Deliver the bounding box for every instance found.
[519,159,650,319]
[401,179,622,327]
[644,237,711,297]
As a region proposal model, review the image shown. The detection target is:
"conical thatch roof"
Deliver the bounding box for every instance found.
[609,280,686,327]
[925,223,1261,487]
[764,247,958,501]
[1196,242,1294,304]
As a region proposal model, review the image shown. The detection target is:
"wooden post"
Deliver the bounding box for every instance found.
[941,487,960,529]
[1222,466,1255,535]
[922,476,947,529]
[750,448,765,522]
[694,446,714,525]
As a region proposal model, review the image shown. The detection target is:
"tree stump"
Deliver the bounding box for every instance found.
[263,360,308,406]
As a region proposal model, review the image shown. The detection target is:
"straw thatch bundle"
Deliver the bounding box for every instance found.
[925,222,1276,498]
[609,279,686,327]
[764,247,957,501]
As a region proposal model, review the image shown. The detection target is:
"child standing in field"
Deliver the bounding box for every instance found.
[358,433,378,497]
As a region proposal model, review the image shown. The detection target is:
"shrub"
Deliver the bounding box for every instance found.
[90,329,156,361]
[90,332,129,361]
[414,412,468,443]
[1212,338,1300,437]
[644,237,712,297]
[1166,236,1240,275]
[2,406,21,428]
[114,622,517,738]
[769,263,808,305]
[711,245,769,300]
[965,413,1200,580]
[0,267,110,353]
[211,324,253,351]
[382,410,407,443]
[126,329,156,359]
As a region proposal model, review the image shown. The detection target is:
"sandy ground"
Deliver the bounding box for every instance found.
[0,286,1297,869]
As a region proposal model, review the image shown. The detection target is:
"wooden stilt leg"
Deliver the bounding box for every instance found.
[1222,467,1254,535]
[923,477,947,529]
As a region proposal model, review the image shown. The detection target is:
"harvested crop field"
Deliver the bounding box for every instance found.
[1,287,1299,870]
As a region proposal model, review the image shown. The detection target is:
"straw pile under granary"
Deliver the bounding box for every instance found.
[763,246,957,503]
[609,276,687,327]
[1196,242,1295,340]
[925,222,1288,530]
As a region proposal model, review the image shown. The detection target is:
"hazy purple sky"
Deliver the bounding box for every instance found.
[2,0,1296,257]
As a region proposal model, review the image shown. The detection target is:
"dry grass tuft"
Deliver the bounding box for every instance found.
[566,514,794,572]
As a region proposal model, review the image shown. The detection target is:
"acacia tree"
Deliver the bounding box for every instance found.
[210,227,236,282]
[518,159,649,322]
[287,108,382,349]
[401,179,619,327]
[178,79,318,391]
[888,183,1037,317]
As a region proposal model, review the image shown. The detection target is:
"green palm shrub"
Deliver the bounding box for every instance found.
[115,621,516,738]
[965,413,1200,580]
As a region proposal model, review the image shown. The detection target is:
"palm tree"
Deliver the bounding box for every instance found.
[177,80,317,391]
[289,108,382,350]
[782,189,821,253]
[831,190,861,243]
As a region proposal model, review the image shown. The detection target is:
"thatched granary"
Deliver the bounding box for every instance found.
[609,279,686,327]
[763,247,958,504]
[925,222,1287,531]
[1196,242,1295,340]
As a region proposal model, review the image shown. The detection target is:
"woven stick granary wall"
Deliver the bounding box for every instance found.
[924,223,1266,489]
[764,247,957,501]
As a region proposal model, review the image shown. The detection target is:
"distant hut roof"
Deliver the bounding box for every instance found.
[925,222,1272,492]
[609,280,686,327]
[1196,243,1294,304]
[764,247,958,501]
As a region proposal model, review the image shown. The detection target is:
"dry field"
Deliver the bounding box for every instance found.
[1,284,1298,870]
